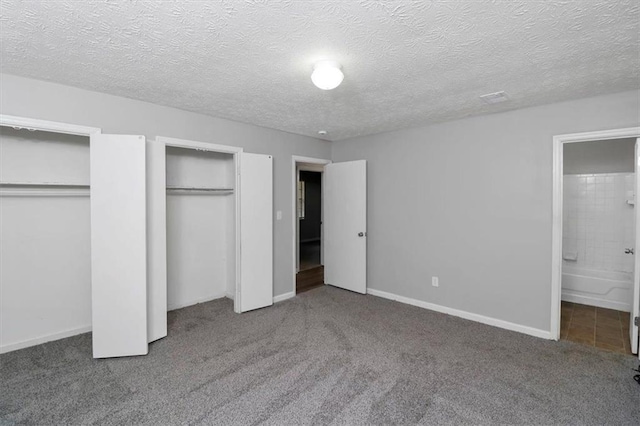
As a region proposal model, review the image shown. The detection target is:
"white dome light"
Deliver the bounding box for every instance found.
[311,60,344,90]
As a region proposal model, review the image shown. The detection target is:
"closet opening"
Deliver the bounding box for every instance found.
[155,137,272,320]
[0,122,95,354]
[552,128,640,359]
[164,144,237,312]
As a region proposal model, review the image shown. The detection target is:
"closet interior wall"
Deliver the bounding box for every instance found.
[0,127,91,351]
[165,146,236,310]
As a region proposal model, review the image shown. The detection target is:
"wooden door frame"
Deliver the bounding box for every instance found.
[291,155,331,296]
[551,127,640,342]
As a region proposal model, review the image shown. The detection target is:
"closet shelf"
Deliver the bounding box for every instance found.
[0,181,89,188]
[0,182,90,197]
[166,186,233,194]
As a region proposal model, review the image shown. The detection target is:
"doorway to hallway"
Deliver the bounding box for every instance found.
[297,169,324,293]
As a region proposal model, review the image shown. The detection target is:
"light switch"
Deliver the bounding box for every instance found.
[276,210,282,220]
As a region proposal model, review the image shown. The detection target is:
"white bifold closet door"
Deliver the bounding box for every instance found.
[237,153,273,313]
[90,134,148,358]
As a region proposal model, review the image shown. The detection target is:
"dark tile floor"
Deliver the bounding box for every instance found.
[561,301,632,355]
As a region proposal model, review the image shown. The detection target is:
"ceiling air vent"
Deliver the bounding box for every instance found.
[480,91,509,104]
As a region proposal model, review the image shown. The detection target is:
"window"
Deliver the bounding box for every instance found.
[297,180,305,219]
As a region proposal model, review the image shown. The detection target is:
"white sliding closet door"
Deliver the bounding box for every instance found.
[91,134,148,358]
[238,153,273,313]
[146,140,167,343]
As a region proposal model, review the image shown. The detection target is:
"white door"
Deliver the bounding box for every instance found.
[324,160,367,294]
[146,140,167,344]
[631,138,640,357]
[90,134,148,358]
[238,153,273,313]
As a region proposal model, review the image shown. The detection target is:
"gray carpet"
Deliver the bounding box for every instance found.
[1,286,639,425]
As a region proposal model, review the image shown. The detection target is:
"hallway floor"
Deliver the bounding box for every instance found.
[561,301,633,355]
[299,240,321,271]
[296,265,324,294]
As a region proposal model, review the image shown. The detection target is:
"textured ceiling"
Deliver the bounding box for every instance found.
[1,0,638,141]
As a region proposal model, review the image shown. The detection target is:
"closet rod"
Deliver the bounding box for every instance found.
[166,186,233,192]
[166,190,233,196]
[0,182,89,188]
[0,188,90,197]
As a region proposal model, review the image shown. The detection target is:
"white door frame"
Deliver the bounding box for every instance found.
[291,155,331,295]
[157,136,244,313]
[297,163,326,270]
[551,127,640,340]
[0,114,100,354]
[0,114,101,137]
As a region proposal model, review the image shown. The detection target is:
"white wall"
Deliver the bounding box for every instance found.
[332,90,640,334]
[0,126,90,183]
[0,74,331,351]
[0,127,92,352]
[564,138,635,174]
[165,147,235,309]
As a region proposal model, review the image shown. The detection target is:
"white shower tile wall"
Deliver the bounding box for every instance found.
[563,173,635,273]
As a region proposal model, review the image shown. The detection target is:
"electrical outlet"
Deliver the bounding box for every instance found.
[432,276,439,287]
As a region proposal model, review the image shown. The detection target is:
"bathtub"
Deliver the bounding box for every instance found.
[561,266,633,312]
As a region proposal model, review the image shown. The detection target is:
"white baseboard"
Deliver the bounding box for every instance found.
[367,288,552,340]
[273,291,295,303]
[0,324,92,354]
[168,293,228,311]
[562,292,631,312]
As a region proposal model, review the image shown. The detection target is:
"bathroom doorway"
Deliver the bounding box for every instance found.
[552,128,640,358]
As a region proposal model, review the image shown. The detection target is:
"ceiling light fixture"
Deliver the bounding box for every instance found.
[311,60,344,90]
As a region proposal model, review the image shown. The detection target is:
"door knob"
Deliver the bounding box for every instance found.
[625,248,634,255]
[358,232,365,237]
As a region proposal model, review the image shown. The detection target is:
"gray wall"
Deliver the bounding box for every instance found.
[332,90,640,333]
[0,74,331,298]
[564,138,635,174]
